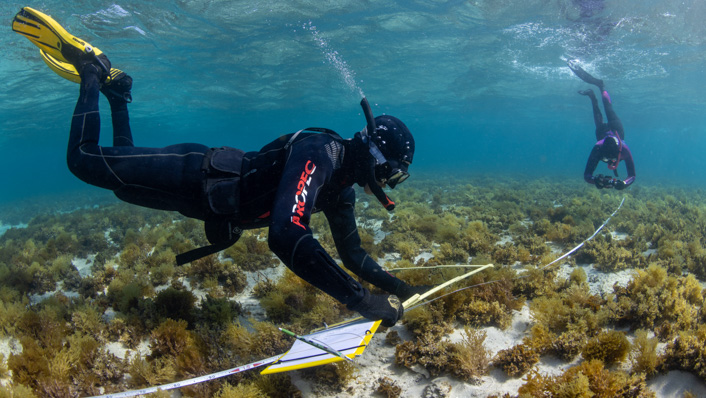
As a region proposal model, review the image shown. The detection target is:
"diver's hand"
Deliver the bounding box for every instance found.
[594,174,606,189]
[594,174,617,189]
[614,180,626,190]
[347,290,403,327]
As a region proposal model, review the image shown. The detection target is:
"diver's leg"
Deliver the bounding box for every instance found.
[579,89,605,140]
[67,64,117,188]
[600,90,625,140]
[102,71,134,147]
[67,65,210,217]
[568,61,604,89]
[107,100,133,147]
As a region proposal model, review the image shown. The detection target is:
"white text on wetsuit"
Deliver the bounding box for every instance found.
[291,160,316,229]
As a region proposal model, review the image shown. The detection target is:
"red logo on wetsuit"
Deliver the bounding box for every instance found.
[291,160,316,229]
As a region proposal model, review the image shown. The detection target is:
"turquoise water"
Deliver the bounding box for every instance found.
[2,0,706,203]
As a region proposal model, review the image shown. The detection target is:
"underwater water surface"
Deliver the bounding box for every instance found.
[1,0,706,203]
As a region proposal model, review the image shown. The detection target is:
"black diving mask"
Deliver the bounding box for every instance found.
[375,160,410,189]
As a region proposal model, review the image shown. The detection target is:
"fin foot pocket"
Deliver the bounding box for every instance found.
[101,69,133,103]
[40,50,126,89]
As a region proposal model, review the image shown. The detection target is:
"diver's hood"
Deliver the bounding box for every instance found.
[356,98,413,211]
[601,134,623,174]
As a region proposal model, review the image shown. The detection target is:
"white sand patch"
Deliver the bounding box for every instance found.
[480,304,532,354]
[234,263,286,321]
[648,370,706,397]
[381,252,402,264]
[496,234,513,245]
[73,255,95,278]
[106,339,151,361]
[414,251,434,264]
[547,242,564,254]
[0,338,19,359]
[359,219,387,243]
[611,231,629,241]
[373,227,388,244]
[104,227,119,247]
[29,283,80,305]
[103,307,118,322]
[0,337,21,387]
[556,263,634,296]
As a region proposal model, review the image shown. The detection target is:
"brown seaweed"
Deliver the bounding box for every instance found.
[0,176,705,396]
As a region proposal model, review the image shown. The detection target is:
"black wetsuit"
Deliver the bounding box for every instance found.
[68,69,407,308]
[582,89,636,187]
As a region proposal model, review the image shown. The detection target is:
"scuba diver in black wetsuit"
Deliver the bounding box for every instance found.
[63,50,425,327]
[567,61,635,190]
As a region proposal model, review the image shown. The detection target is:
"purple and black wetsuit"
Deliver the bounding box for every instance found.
[581,89,636,187]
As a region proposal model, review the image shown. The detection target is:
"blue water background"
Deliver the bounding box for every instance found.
[2,0,705,204]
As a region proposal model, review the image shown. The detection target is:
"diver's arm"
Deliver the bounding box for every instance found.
[623,146,635,183]
[267,141,365,306]
[324,187,406,295]
[618,146,636,188]
[584,145,602,185]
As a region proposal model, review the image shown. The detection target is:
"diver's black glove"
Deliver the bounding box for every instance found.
[614,180,626,190]
[594,174,607,189]
[347,290,403,327]
[594,174,617,189]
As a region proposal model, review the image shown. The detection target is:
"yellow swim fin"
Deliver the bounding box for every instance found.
[12,6,103,65]
[39,50,81,83]
[40,50,125,85]
[14,7,124,85]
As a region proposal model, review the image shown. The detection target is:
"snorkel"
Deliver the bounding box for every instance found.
[359,97,396,211]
